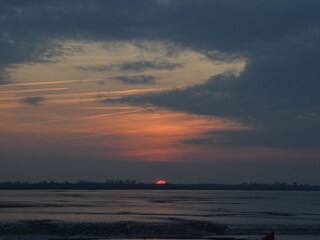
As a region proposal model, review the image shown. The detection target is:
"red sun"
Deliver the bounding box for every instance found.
[156,180,167,185]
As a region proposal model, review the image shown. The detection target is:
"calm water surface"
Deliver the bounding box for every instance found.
[0,190,319,239]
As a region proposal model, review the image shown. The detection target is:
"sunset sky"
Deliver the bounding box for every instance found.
[1,0,320,183]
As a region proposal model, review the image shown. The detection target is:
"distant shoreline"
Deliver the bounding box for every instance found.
[1,182,320,191]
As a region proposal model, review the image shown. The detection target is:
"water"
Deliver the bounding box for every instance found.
[0,190,319,239]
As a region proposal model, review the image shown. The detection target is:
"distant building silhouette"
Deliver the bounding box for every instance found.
[262,231,274,240]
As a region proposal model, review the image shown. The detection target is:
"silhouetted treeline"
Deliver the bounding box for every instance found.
[0,180,320,190]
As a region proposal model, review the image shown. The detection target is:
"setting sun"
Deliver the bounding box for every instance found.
[156,180,167,185]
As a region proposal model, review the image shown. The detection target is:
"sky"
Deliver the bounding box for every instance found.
[0,0,320,184]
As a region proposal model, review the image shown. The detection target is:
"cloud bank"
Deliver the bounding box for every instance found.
[1,0,320,149]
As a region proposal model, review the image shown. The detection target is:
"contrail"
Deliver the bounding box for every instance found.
[31,109,143,125]
[0,78,103,87]
[83,109,142,119]
[0,88,69,93]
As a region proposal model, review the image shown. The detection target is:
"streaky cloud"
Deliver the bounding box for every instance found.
[1,0,320,150]
[114,75,156,85]
[81,60,182,73]
[119,60,182,71]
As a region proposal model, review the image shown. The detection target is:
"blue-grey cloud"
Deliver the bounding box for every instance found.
[121,69,320,148]
[81,65,113,72]
[119,60,182,71]
[19,96,45,106]
[1,0,319,77]
[114,75,156,85]
[182,125,320,149]
[1,0,320,149]
[81,60,182,72]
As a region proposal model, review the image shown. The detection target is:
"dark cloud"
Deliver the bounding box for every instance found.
[20,96,45,106]
[182,125,320,149]
[119,60,182,71]
[1,0,320,149]
[114,75,156,84]
[121,68,320,148]
[1,0,319,75]
[81,60,182,72]
[81,65,113,72]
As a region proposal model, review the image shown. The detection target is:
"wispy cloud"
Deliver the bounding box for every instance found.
[1,78,103,87]
[82,60,182,72]
[113,75,156,85]
[1,0,320,182]
[0,88,69,94]
[44,88,167,99]
[31,108,143,126]
[82,109,142,119]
